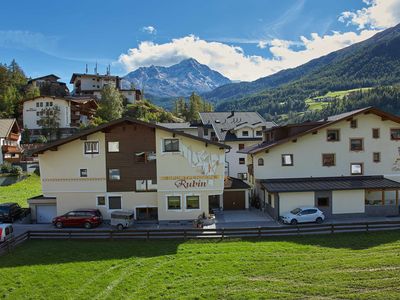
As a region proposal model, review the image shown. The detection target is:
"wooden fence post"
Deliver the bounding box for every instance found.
[184,230,187,240]
[258,227,261,238]
[331,224,334,234]
[221,228,225,240]
[110,231,113,240]
[147,230,150,240]
[366,223,369,232]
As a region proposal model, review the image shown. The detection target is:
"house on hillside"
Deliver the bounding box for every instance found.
[241,107,400,219]
[0,119,21,164]
[70,73,142,104]
[29,117,229,223]
[22,96,98,141]
[27,74,69,97]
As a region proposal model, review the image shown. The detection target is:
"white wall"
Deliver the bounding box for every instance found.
[332,190,365,214]
[234,125,264,139]
[23,97,71,129]
[279,192,315,215]
[253,114,400,181]
[225,140,257,179]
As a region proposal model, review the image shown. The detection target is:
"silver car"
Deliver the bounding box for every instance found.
[280,207,325,225]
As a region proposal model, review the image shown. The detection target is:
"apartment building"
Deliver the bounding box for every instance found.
[70,73,142,104]
[27,74,69,97]
[241,107,400,219]
[22,96,98,140]
[29,117,228,223]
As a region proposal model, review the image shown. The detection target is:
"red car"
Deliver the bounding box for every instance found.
[52,209,103,229]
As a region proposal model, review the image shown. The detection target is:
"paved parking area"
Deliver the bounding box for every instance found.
[212,209,278,228]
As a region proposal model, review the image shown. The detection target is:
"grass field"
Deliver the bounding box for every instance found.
[0,231,399,299]
[0,174,41,207]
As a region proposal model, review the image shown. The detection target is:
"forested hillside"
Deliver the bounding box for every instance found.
[212,23,400,122]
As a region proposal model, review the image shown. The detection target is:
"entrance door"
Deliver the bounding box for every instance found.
[315,191,332,218]
[223,191,245,210]
[136,207,158,221]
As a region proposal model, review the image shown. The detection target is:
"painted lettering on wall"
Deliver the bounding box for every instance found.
[174,179,207,189]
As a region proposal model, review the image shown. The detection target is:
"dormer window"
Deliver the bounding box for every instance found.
[242,131,249,137]
[256,130,262,136]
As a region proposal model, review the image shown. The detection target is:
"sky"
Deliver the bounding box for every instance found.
[0,0,400,85]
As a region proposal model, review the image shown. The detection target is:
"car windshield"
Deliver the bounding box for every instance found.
[0,207,8,212]
[290,208,302,214]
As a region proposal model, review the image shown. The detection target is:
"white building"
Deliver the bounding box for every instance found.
[241,107,400,219]
[198,112,276,181]
[70,73,141,104]
[22,96,98,140]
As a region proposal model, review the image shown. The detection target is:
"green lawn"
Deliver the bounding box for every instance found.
[1,231,399,299]
[0,174,41,207]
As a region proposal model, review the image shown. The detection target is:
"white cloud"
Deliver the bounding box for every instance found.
[142,26,156,34]
[118,30,379,81]
[339,0,400,29]
[0,30,59,54]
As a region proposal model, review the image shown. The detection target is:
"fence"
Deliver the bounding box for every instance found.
[1,220,400,255]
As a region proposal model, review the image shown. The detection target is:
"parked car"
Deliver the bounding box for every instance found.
[0,203,24,223]
[111,211,134,230]
[0,224,13,242]
[52,209,103,229]
[280,207,325,225]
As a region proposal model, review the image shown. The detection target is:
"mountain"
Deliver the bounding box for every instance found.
[123,58,231,98]
[208,23,400,119]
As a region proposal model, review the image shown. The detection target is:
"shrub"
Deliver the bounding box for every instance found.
[35,135,47,144]
[11,165,23,176]
[0,162,13,174]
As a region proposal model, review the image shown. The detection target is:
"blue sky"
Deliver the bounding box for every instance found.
[0,0,399,83]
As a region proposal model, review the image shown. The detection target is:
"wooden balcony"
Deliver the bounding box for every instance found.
[9,133,20,141]
[2,145,21,154]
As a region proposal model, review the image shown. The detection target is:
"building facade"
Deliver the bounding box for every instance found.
[30,118,228,223]
[22,96,98,140]
[0,119,21,164]
[242,107,400,219]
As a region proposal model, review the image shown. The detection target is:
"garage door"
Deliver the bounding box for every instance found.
[36,205,57,223]
[223,191,245,210]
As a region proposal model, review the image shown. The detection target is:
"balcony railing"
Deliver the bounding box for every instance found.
[9,133,20,141]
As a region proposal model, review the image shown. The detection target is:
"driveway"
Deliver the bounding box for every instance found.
[212,209,278,228]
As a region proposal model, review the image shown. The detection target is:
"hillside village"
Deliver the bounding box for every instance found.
[1,1,400,298]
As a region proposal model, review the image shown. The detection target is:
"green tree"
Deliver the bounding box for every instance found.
[96,85,124,121]
[21,127,31,144]
[37,106,61,141]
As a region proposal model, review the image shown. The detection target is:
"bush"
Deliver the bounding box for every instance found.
[0,162,13,174]
[11,165,23,176]
[35,135,47,144]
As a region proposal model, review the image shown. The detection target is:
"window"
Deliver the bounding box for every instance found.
[372,128,380,139]
[36,102,40,107]
[167,196,181,210]
[108,196,121,210]
[186,195,200,209]
[237,173,248,180]
[97,196,106,206]
[373,152,381,163]
[317,197,329,207]
[46,102,50,107]
[164,139,179,152]
[350,119,357,128]
[390,129,400,140]
[350,138,363,151]
[108,141,119,152]
[136,179,157,192]
[242,131,249,137]
[327,130,340,142]
[281,154,293,166]
[135,151,156,163]
[210,131,216,138]
[351,163,363,175]
[239,157,245,165]
[36,112,39,116]
[39,102,43,107]
[84,141,99,154]
[108,169,120,180]
[50,102,53,107]
[80,169,88,177]
[322,154,335,167]
[203,128,208,136]
[258,158,264,166]
[238,144,245,150]
[256,130,262,136]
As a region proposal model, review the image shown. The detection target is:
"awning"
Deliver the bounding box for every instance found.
[261,176,400,193]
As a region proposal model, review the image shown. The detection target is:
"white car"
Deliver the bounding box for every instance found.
[0,224,14,242]
[280,207,325,225]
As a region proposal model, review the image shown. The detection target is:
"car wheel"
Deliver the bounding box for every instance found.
[316,217,323,224]
[117,224,124,231]
[290,219,298,225]
[84,222,92,229]
[55,222,63,229]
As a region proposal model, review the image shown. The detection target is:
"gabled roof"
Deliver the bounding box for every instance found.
[199,111,276,141]
[0,119,17,138]
[27,74,60,83]
[157,122,196,130]
[34,117,230,155]
[261,176,400,193]
[224,177,251,190]
[70,73,119,83]
[241,107,400,154]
